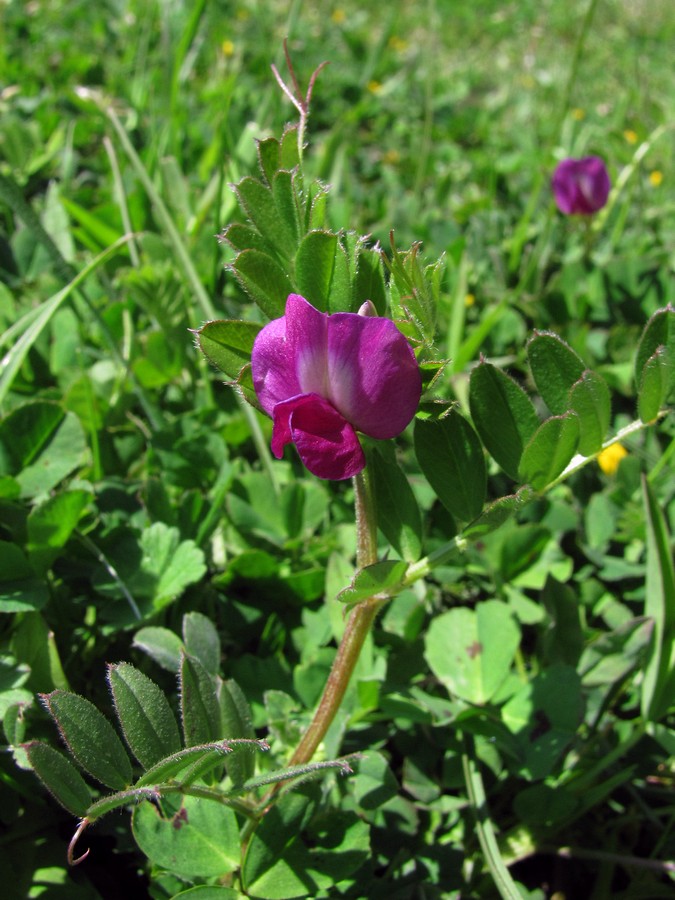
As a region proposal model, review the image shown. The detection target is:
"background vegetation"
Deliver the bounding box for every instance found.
[1,0,674,897]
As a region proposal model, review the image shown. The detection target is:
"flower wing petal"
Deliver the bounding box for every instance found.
[250,314,299,416]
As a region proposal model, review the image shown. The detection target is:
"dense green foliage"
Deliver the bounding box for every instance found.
[1,1,674,898]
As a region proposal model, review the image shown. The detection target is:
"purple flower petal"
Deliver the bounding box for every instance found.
[271,392,365,480]
[552,156,611,215]
[251,293,421,479]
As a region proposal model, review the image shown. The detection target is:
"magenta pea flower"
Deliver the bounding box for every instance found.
[551,156,611,215]
[251,294,422,480]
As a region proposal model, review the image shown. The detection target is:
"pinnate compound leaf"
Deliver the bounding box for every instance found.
[469,362,539,480]
[527,331,585,414]
[518,412,579,490]
[23,741,91,816]
[424,600,521,704]
[196,319,262,381]
[368,444,422,562]
[107,663,181,770]
[40,690,132,790]
[132,793,240,879]
[414,409,486,522]
[180,654,221,747]
[568,370,611,455]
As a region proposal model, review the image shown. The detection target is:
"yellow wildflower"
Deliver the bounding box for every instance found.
[597,443,628,476]
[221,39,235,57]
[367,80,382,94]
[465,293,475,307]
[572,108,585,121]
[623,129,638,144]
[649,170,663,187]
[331,9,346,24]
[388,35,407,52]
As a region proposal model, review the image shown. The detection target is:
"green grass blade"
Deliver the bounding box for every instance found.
[0,236,132,407]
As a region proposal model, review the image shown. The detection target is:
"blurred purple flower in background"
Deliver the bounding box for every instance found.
[552,156,611,215]
[251,294,421,480]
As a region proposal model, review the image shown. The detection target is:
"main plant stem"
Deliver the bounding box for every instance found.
[287,469,381,768]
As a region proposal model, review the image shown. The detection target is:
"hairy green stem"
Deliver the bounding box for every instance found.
[277,471,381,775]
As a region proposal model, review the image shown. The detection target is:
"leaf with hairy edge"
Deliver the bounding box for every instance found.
[234,177,297,261]
[23,741,91,816]
[219,679,256,786]
[196,320,262,381]
[469,361,539,480]
[527,331,585,415]
[568,370,611,455]
[337,560,408,606]
[41,690,132,790]
[108,663,181,770]
[180,654,221,747]
[183,612,221,677]
[463,489,531,540]
[257,136,282,186]
[229,249,291,320]
[368,444,422,562]
[635,306,675,399]
[518,413,579,491]
[295,231,339,312]
[638,347,671,423]
[354,242,387,316]
[272,170,301,249]
[414,410,486,523]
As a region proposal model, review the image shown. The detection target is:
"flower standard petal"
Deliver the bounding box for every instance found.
[326,313,422,439]
[251,293,421,480]
[271,393,365,480]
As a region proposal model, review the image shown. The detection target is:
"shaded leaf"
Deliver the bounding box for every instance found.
[527,331,585,415]
[414,410,486,522]
[518,413,579,490]
[469,362,538,480]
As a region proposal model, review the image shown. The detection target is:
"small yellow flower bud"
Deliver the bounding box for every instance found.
[597,442,628,476]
